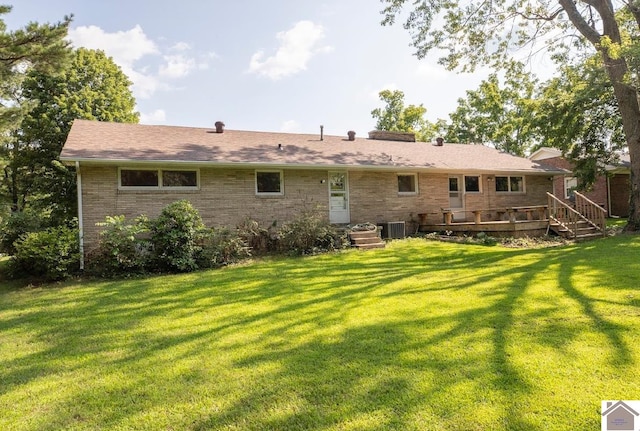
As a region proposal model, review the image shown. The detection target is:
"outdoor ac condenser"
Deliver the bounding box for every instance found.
[384,221,406,239]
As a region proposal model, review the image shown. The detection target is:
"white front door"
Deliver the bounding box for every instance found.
[329,171,350,224]
[449,175,464,209]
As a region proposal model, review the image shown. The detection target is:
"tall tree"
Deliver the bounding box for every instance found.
[381,1,640,230]
[371,89,439,141]
[446,63,537,156]
[0,5,71,135]
[534,55,625,188]
[3,48,139,221]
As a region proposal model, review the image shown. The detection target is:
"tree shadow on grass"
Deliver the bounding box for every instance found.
[1,237,639,429]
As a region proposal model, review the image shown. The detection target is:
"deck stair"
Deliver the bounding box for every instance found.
[547,192,606,240]
[348,225,386,249]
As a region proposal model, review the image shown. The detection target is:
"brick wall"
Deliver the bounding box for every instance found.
[79,165,554,251]
[537,156,634,216]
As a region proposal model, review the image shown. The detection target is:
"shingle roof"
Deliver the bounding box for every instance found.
[60,119,565,174]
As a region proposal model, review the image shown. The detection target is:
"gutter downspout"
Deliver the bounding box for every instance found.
[607,175,612,217]
[76,161,84,270]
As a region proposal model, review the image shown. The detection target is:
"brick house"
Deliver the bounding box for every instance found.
[530,147,631,217]
[60,120,565,260]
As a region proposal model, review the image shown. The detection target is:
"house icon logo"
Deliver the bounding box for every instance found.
[602,400,640,430]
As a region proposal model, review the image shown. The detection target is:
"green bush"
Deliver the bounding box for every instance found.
[236,217,278,255]
[10,223,80,281]
[150,200,204,272]
[278,209,346,255]
[0,211,48,255]
[87,215,151,276]
[196,227,251,268]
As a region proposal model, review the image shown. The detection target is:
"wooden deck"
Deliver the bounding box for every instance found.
[418,205,550,237]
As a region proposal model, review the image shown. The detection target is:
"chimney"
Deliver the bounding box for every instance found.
[320,125,324,141]
[347,130,356,141]
[436,137,444,146]
[214,121,225,133]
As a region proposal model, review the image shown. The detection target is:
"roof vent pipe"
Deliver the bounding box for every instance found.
[347,130,356,141]
[436,137,444,146]
[320,125,324,141]
[215,121,225,133]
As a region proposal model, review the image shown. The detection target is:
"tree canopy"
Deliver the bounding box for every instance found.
[381,0,640,230]
[371,89,439,142]
[1,48,139,222]
[0,5,71,135]
[446,63,537,156]
[534,55,625,188]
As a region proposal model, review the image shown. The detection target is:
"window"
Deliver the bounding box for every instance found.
[162,170,198,187]
[119,168,199,189]
[565,177,578,199]
[495,176,524,193]
[256,170,283,195]
[464,175,480,192]
[121,169,158,187]
[397,174,418,194]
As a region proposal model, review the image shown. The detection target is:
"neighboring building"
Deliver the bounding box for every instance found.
[529,147,631,217]
[60,120,565,258]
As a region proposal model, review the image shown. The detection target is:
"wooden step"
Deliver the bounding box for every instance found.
[348,229,385,249]
[353,242,386,250]
[351,236,385,245]
[348,230,379,240]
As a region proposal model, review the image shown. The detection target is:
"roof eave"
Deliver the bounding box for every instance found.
[60,156,567,175]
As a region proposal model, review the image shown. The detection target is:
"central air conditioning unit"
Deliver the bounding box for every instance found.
[383,221,405,239]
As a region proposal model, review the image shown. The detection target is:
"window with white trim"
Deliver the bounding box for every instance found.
[397,173,418,195]
[119,168,199,189]
[256,170,283,195]
[464,175,481,193]
[495,175,524,193]
[565,177,578,199]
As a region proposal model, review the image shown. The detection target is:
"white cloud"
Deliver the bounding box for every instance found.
[369,82,399,100]
[68,25,158,65]
[170,42,191,51]
[280,120,300,132]
[159,54,197,79]
[415,63,449,80]
[248,20,332,80]
[67,25,211,99]
[140,109,167,124]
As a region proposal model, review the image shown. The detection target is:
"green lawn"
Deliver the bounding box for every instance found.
[1,235,639,430]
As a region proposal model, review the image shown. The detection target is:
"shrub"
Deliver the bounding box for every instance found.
[236,217,278,255]
[10,223,80,281]
[0,211,48,255]
[87,215,151,277]
[150,200,204,272]
[278,209,346,255]
[196,227,251,268]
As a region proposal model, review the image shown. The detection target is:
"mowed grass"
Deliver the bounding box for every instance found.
[1,236,639,430]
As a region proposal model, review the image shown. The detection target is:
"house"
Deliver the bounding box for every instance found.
[601,400,639,430]
[530,147,631,217]
[60,119,566,261]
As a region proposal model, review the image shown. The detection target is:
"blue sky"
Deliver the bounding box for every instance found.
[6,1,543,137]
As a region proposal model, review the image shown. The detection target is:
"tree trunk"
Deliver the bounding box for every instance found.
[601,55,640,230]
[559,0,640,230]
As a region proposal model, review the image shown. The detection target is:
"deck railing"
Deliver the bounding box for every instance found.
[547,192,605,238]
[574,191,607,233]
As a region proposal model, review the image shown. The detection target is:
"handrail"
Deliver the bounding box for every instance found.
[547,192,583,238]
[547,192,605,238]
[574,191,606,233]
